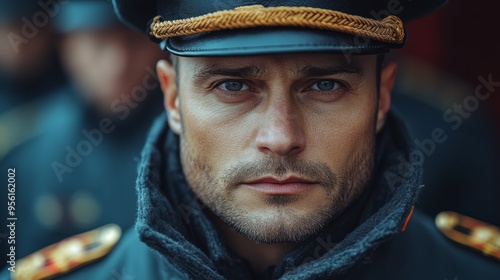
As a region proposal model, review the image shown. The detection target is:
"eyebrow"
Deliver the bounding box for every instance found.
[193,60,363,84]
[193,65,269,83]
[294,63,364,77]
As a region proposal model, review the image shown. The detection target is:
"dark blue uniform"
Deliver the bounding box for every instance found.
[393,91,500,226]
[0,85,163,268]
[0,57,66,160]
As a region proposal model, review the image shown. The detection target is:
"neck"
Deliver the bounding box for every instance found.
[209,213,297,277]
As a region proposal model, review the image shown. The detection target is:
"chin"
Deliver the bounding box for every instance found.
[222,203,334,244]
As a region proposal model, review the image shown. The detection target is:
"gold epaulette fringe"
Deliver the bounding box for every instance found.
[150,5,405,44]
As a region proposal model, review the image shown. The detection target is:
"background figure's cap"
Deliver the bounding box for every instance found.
[112,0,447,57]
[54,0,122,33]
[0,0,40,22]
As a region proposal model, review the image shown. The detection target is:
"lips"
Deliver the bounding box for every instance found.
[242,176,318,195]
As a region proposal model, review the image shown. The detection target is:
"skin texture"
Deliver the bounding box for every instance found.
[60,26,165,113]
[158,53,396,275]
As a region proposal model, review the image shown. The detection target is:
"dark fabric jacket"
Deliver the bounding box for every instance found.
[0,85,163,267]
[3,112,499,279]
[393,92,500,226]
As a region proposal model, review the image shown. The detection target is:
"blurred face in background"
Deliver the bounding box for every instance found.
[60,25,165,113]
[0,21,55,80]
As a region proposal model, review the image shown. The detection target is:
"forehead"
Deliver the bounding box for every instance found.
[177,53,376,76]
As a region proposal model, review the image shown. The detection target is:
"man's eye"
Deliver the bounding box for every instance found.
[312,80,340,91]
[311,80,340,91]
[217,81,249,91]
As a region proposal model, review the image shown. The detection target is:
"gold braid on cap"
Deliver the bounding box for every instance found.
[150,5,405,44]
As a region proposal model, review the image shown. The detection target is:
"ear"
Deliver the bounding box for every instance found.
[157,59,182,135]
[376,62,397,133]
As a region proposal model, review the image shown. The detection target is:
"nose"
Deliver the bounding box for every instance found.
[255,100,306,156]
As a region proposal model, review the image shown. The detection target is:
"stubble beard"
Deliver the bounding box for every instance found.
[180,137,375,244]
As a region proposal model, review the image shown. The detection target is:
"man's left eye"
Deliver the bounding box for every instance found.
[217,81,249,91]
[311,80,340,91]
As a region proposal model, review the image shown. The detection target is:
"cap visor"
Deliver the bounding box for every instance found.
[164,27,400,57]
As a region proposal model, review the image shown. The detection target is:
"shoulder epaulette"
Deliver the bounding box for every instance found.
[435,211,500,262]
[12,224,122,280]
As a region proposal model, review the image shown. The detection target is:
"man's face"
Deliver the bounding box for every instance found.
[167,53,385,243]
[61,26,164,113]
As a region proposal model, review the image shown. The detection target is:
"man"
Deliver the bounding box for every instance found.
[0,0,63,112]
[0,0,66,158]
[0,0,166,270]
[4,0,500,279]
[54,0,166,115]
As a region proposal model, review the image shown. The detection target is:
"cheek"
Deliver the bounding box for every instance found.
[181,93,254,174]
[181,97,226,164]
[67,45,99,84]
[308,91,376,173]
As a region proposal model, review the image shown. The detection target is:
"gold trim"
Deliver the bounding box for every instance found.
[150,5,405,44]
[13,224,122,280]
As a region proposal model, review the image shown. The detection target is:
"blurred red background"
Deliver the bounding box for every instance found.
[403,0,500,138]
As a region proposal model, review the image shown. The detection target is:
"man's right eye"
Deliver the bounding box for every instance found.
[216,81,249,92]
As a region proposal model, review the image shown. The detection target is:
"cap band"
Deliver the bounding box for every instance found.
[150,5,405,44]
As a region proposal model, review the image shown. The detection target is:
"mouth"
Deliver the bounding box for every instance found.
[242,176,318,195]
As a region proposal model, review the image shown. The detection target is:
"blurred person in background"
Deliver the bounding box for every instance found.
[0,0,166,269]
[0,0,66,159]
